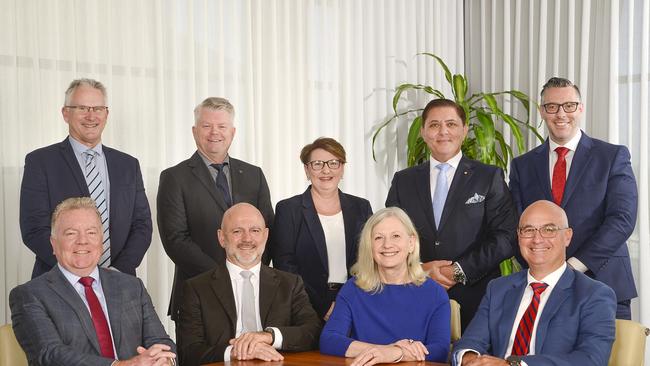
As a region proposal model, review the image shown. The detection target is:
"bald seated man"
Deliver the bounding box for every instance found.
[177,203,321,366]
[10,197,175,366]
[452,200,616,366]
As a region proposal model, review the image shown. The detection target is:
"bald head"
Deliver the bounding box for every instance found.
[218,203,268,269]
[520,200,569,228]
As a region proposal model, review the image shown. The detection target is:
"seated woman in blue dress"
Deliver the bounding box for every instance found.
[320,207,450,365]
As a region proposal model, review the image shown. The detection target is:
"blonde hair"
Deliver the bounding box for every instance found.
[193,97,235,125]
[51,197,100,235]
[351,207,427,293]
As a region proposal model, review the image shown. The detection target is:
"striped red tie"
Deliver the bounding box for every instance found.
[551,147,569,205]
[511,282,549,356]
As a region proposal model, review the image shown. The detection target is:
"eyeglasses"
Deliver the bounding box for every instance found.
[306,159,342,170]
[65,105,109,114]
[541,102,580,114]
[518,225,570,238]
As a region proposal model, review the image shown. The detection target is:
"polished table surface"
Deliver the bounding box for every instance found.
[205,350,448,365]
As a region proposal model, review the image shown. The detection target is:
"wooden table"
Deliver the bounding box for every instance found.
[204,350,448,365]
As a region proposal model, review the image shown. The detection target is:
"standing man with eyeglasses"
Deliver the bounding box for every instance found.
[20,78,153,278]
[157,97,274,334]
[509,77,638,319]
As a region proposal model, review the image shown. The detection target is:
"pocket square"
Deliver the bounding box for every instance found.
[465,193,485,204]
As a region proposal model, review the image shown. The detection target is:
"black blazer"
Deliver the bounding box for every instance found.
[20,138,152,278]
[386,156,517,329]
[271,187,372,318]
[157,152,274,320]
[178,264,321,365]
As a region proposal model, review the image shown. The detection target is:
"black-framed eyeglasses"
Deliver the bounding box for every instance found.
[541,102,580,114]
[306,159,342,170]
[518,225,570,238]
[65,105,109,114]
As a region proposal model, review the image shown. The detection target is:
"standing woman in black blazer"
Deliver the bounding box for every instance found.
[272,137,373,320]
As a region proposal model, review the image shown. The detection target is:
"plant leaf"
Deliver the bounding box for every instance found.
[419,52,452,84]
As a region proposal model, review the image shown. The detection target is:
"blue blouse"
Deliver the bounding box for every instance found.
[319,277,450,362]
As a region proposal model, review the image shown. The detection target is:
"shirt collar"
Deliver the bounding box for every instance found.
[549,129,582,152]
[225,259,262,279]
[69,135,104,156]
[197,150,230,166]
[58,263,101,287]
[429,150,463,170]
[526,262,567,289]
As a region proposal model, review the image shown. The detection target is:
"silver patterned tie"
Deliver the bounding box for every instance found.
[240,270,257,333]
[84,150,111,267]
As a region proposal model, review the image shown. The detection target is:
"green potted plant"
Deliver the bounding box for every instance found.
[373,53,543,275]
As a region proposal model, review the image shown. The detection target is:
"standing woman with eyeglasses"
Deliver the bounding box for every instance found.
[271,137,373,321]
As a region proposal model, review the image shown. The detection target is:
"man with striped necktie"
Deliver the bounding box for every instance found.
[20,78,152,278]
[452,200,616,366]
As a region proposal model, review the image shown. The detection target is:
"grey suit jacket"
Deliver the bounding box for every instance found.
[9,266,175,366]
[157,152,274,320]
[178,265,321,366]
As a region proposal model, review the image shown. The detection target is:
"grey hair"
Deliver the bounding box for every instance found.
[193,97,235,125]
[64,78,108,105]
[51,197,101,235]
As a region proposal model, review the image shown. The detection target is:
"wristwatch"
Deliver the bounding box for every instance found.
[264,327,276,345]
[506,356,522,366]
[452,262,467,285]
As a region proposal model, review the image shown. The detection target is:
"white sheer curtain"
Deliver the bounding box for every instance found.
[465,0,650,361]
[0,0,464,333]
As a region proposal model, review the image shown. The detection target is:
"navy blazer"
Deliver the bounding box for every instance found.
[386,156,517,330]
[453,267,616,366]
[19,138,152,277]
[271,187,372,318]
[9,266,175,366]
[509,132,638,301]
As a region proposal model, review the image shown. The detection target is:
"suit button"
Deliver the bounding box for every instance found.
[434,241,440,246]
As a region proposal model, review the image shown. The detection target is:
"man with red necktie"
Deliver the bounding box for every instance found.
[509,77,638,319]
[10,197,176,366]
[452,200,616,366]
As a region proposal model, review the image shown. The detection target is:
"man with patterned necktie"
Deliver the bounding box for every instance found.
[177,203,320,366]
[20,78,152,278]
[452,200,616,366]
[509,77,638,319]
[10,197,175,366]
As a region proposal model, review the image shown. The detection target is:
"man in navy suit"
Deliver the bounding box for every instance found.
[20,78,152,278]
[509,77,638,319]
[452,200,616,366]
[386,98,517,330]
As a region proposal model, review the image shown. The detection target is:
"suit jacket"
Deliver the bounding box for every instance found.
[9,266,175,366]
[19,137,153,278]
[386,156,517,329]
[271,187,373,318]
[509,132,638,301]
[452,267,616,366]
[157,152,274,320]
[177,264,321,366]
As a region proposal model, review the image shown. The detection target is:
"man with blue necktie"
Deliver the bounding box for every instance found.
[452,200,616,366]
[19,78,152,278]
[509,77,638,319]
[386,98,517,331]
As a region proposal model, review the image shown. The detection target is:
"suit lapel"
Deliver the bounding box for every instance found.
[59,138,90,194]
[497,273,527,357]
[259,266,279,326]
[47,267,102,355]
[438,157,473,230]
[188,152,229,211]
[414,162,437,232]
[301,188,329,271]
[210,266,238,332]
[229,158,245,204]
[100,269,122,352]
[340,192,357,270]
[533,142,553,201]
[534,267,573,353]
[561,133,593,205]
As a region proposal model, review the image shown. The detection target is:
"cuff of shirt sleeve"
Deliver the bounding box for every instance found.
[224,345,233,362]
[455,349,479,364]
[268,327,283,349]
[567,257,588,273]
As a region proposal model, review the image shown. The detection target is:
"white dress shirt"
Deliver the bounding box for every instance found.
[224,260,283,361]
[319,211,347,283]
[548,131,588,273]
[428,150,463,204]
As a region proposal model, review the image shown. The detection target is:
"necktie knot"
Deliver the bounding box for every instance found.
[240,270,253,280]
[211,162,228,172]
[555,146,569,159]
[530,282,548,295]
[79,276,95,287]
[436,162,450,173]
